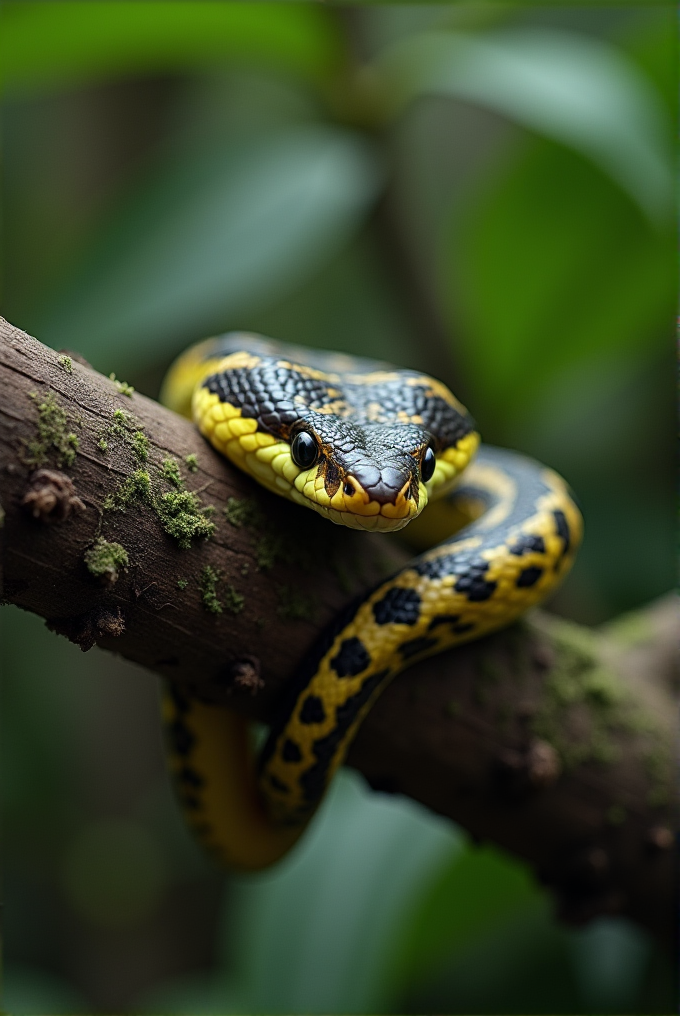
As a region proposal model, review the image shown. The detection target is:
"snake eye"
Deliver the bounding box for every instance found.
[291,431,319,469]
[421,446,436,483]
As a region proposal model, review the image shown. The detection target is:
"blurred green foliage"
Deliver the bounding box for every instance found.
[36,125,383,366]
[0,3,342,93]
[452,136,674,422]
[1,3,675,1013]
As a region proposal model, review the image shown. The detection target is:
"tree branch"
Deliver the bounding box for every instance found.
[0,317,675,945]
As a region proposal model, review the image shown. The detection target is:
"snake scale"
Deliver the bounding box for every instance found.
[161,333,583,870]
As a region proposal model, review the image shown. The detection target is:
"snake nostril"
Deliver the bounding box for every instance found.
[344,481,355,497]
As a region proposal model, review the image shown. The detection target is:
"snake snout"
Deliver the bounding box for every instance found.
[355,464,416,506]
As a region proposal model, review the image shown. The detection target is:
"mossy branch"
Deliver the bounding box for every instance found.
[0,317,675,945]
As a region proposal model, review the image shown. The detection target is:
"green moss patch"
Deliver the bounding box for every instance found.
[110,408,134,437]
[254,532,286,570]
[603,610,655,648]
[155,490,215,549]
[222,496,353,584]
[109,373,135,397]
[161,458,184,489]
[25,391,80,468]
[223,494,317,570]
[224,584,245,614]
[200,566,223,613]
[176,578,188,590]
[276,584,316,621]
[223,496,265,530]
[255,530,318,572]
[531,617,672,803]
[84,538,129,585]
[131,431,149,462]
[532,624,624,769]
[58,355,73,374]
[98,408,148,462]
[103,469,152,511]
[184,453,199,473]
[199,566,244,615]
[103,462,215,549]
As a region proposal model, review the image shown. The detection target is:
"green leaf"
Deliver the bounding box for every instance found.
[386,844,541,998]
[444,137,675,424]
[0,2,342,95]
[375,27,673,221]
[35,126,382,371]
[3,964,87,1015]
[219,771,460,1014]
[616,9,678,115]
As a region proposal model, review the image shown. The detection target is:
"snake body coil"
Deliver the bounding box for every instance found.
[161,333,583,869]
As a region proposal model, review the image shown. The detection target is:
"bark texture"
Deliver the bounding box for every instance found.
[0,317,676,945]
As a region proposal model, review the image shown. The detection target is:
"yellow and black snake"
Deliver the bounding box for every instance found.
[161,333,583,870]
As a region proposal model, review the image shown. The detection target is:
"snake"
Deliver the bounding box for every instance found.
[160,332,583,870]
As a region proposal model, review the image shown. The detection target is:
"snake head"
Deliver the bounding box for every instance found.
[283,417,478,533]
[190,347,480,533]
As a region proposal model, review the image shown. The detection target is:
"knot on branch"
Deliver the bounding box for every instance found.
[646,825,674,851]
[47,605,125,651]
[22,469,85,523]
[496,737,561,796]
[83,537,129,587]
[229,654,264,695]
[178,655,264,705]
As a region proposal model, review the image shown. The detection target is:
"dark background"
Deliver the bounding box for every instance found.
[1,3,675,1012]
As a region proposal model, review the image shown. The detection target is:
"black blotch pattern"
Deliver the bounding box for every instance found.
[414,552,459,580]
[176,766,204,789]
[257,596,368,776]
[467,580,497,602]
[553,509,571,566]
[415,548,488,583]
[299,669,390,804]
[179,792,201,811]
[269,774,290,793]
[330,637,371,677]
[373,587,422,626]
[399,636,438,659]
[516,566,544,588]
[428,613,460,630]
[168,684,191,713]
[282,738,302,763]
[168,719,195,757]
[451,622,475,635]
[510,534,546,556]
[299,694,326,724]
[454,560,497,602]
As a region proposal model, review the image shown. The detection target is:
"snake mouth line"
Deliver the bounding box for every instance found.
[290,488,425,532]
[293,470,424,524]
